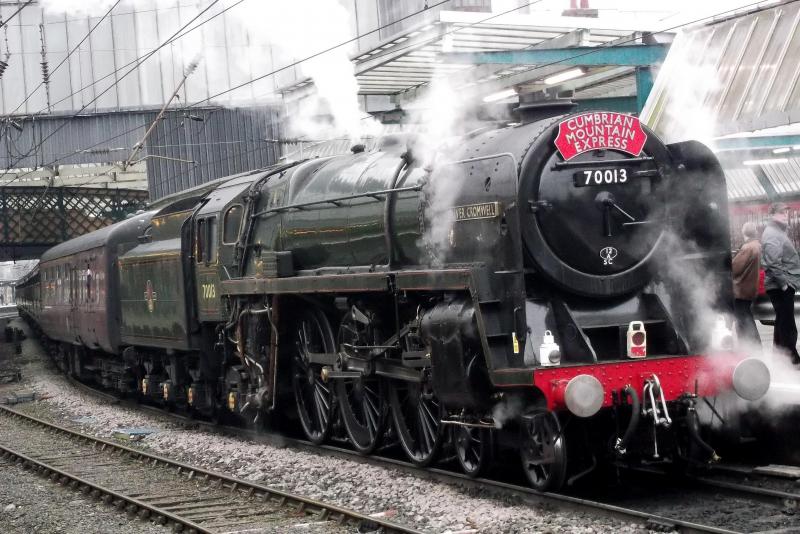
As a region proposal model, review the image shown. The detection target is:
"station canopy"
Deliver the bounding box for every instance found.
[642,1,800,205]
[279,9,668,104]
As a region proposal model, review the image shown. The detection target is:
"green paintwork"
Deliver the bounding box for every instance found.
[713,134,800,150]
[440,44,670,66]
[276,153,424,270]
[118,238,193,351]
[635,66,654,113]
[573,97,637,113]
[194,177,259,322]
[196,264,221,320]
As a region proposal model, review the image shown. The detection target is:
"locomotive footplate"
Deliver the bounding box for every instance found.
[527,354,769,415]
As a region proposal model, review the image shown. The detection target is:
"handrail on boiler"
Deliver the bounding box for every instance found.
[249,185,422,218]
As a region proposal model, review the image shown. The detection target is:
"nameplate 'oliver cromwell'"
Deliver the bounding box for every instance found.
[454,202,500,221]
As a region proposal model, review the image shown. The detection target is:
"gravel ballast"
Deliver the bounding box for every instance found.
[0,460,168,534]
[1,320,659,533]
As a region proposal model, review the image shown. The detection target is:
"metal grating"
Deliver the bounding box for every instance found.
[0,112,148,169]
[145,106,282,200]
[0,186,148,259]
[0,105,282,201]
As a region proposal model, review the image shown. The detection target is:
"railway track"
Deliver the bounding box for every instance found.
[6,326,795,534]
[0,405,421,534]
[51,376,746,534]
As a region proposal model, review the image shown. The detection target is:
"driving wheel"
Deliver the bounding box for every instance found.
[291,307,335,445]
[388,374,444,467]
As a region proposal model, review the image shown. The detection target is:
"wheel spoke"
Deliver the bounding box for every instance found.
[312,395,326,430]
[363,388,380,418]
[420,399,439,432]
[363,405,378,437]
[520,412,566,491]
[314,383,329,413]
[417,404,435,452]
[472,447,481,464]
[315,379,330,400]
[335,312,390,454]
[292,310,334,445]
[299,323,309,356]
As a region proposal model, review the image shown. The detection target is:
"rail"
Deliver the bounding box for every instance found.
[0,404,422,534]
[57,377,737,534]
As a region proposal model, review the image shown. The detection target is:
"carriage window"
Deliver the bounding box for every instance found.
[223,205,243,244]
[57,265,63,304]
[207,217,218,263]
[86,266,92,302]
[196,219,206,263]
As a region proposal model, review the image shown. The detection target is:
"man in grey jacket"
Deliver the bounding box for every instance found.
[762,202,800,363]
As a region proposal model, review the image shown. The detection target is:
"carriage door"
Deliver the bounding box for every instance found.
[67,265,78,338]
[84,259,98,347]
[194,216,222,322]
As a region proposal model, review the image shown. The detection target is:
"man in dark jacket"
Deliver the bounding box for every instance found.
[733,221,761,348]
[762,202,800,363]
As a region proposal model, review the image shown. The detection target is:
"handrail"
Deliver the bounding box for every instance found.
[251,184,422,218]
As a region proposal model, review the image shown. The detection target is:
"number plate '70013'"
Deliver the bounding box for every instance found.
[573,168,631,187]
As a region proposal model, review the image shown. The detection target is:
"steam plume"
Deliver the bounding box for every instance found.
[38,0,374,141]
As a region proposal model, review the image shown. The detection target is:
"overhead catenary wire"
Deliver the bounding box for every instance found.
[0,0,225,187]
[136,0,454,165]
[25,0,244,117]
[157,0,786,195]
[15,3,200,27]
[67,0,785,192]
[10,0,454,191]
[7,0,122,118]
[0,1,33,31]
[0,0,252,196]
[9,0,782,197]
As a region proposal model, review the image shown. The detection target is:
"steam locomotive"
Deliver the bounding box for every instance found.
[16,104,771,490]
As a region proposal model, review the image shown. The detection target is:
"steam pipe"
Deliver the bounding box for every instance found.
[686,404,720,462]
[383,157,409,268]
[614,385,640,456]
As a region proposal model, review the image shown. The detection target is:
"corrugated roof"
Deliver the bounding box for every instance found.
[724,167,766,200]
[281,10,659,99]
[643,1,800,141]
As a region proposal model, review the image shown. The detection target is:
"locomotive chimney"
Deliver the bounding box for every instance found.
[513,90,577,124]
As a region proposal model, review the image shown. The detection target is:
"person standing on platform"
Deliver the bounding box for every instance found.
[762,202,800,364]
[732,221,761,348]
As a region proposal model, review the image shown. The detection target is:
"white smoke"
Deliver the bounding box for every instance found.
[39,0,375,141]
[232,0,375,142]
[658,231,734,346]
[39,0,118,16]
[491,394,524,429]
[408,73,482,263]
[641,29,720,145]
